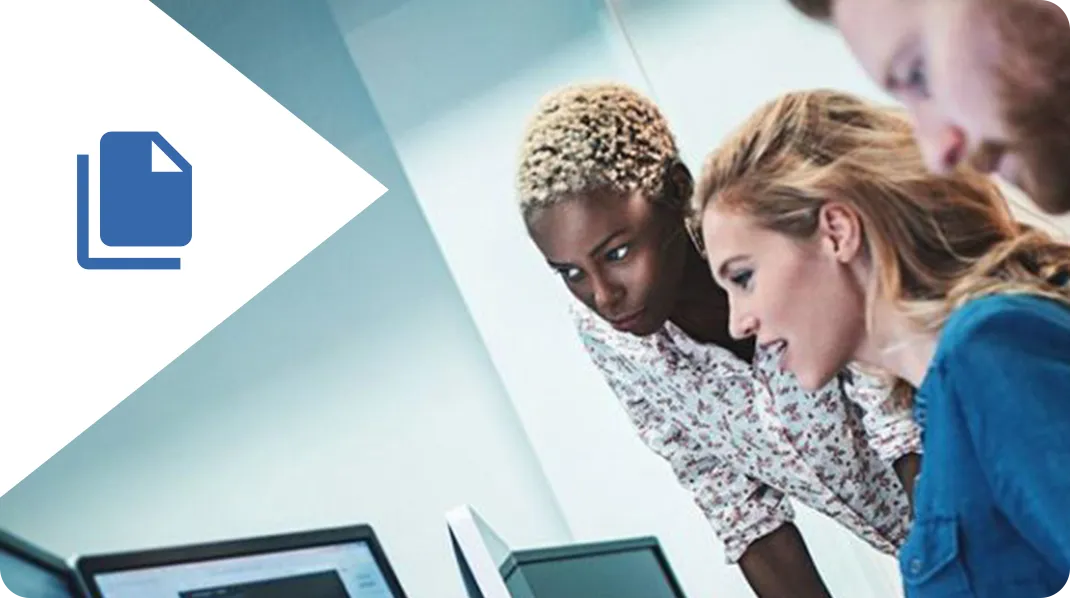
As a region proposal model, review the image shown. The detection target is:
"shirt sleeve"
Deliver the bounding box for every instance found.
[840,364,923,464]
[946,296,1070,573]
[573,315,794,564]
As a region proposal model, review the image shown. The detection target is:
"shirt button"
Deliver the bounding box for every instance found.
[909,558,923,575]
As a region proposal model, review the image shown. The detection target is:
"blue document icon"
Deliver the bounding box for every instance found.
[100,132,192,247]
[77,131,191,270]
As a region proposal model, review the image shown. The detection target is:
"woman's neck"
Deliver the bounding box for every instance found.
[855,300,941,388]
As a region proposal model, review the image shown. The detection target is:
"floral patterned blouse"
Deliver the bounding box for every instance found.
[571,301,921,563]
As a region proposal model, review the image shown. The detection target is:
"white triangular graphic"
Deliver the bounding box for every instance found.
[151,140,182,172]
[0,0,388,511]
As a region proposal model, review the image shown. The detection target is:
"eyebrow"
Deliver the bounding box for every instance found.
[546,228,628,270]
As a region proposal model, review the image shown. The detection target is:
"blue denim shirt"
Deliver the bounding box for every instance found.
[903,294,1070,597]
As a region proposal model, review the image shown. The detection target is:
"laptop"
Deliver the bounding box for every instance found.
[73,524,407,598]
[0,527,81,597]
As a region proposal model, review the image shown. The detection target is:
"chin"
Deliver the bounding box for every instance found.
[794,375,825,393]
[630,306,671,337]
[630,318,665,337]
[791,366,839,393]
[783,342,851,392]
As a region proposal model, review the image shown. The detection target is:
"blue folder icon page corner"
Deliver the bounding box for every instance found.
[77,131,191,271]
[100,131,192,248]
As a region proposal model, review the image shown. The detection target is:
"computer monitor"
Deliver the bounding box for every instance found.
[500,536,687,598]
[446,505,513,598]
[74,524,407,598]
[0,528,80,598]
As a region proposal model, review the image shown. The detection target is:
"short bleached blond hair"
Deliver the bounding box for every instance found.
[515,82,680,220]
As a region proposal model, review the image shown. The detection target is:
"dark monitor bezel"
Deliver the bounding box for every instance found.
[0,527,81,595]
[499,536,687,598]
[74,523,407,598]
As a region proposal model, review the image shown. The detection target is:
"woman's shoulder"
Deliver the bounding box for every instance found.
[933,293,1070,386]
[942,293,1070,348]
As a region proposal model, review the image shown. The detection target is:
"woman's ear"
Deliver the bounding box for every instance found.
[817,201,863,262]
[666,161,694,210]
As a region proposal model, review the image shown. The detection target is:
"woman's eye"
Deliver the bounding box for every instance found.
[560,266,584,283]
[907,60,928,94]
[895,56,930,98]
[606,245,630,261]
[730,269,753,290]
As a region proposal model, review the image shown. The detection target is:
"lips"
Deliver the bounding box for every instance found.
[760,339,788,366]
[967,141,1006,173]
[759,339,786,353]
[968,142,1027,190]
[609,309,646,331]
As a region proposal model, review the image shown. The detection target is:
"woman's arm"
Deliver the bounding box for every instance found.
[574,308,829,591]
[739,523,834,598]
[840,366,923,510]
[948,297,1070,570]
[893,453,921,515]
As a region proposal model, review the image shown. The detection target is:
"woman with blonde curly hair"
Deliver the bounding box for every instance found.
[690,88,1070,598]
[515,82,923,598]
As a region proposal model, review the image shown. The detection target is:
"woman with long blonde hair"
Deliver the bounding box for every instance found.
[689,88,1070,598]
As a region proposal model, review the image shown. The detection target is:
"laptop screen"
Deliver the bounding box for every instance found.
[91,540,396,598]
[0,543,76,598]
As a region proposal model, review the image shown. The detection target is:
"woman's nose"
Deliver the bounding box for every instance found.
[591,276,625,315]
[730,312,758,340]
[915,115,968,175]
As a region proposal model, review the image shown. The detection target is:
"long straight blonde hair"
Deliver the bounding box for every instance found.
[688,88,1070,342]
